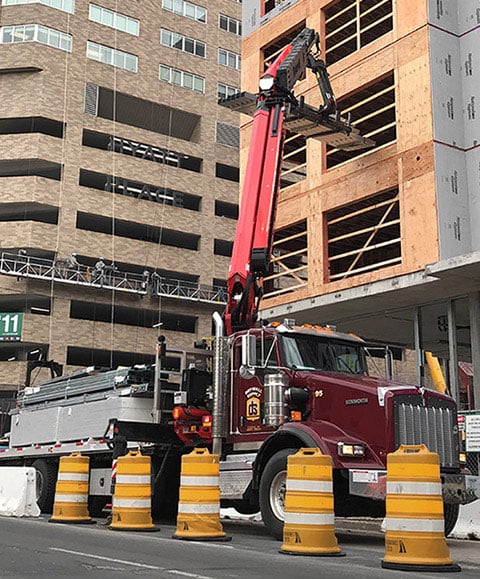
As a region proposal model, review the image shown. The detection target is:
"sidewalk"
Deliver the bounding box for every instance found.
[221,508,480,540]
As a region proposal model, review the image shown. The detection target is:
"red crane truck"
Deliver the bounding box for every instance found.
[0,28,471,537]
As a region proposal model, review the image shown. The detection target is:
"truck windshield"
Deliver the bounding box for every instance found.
[281,335,368,374]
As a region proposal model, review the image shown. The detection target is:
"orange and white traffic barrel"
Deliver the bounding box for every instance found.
[110,450,158,532]
[173,448,230,541]
[280,448,344,556]
[50,453,94,524]
[382,444,460,572]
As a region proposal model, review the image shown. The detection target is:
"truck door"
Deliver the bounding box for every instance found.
[230,336,278,437]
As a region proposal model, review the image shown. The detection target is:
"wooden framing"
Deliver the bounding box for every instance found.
[281,132,307,189]
[325,0,393,66]
[327,71,396,168]
[263,221,308,299]
[241,1,438,310]
[327,188,400,280]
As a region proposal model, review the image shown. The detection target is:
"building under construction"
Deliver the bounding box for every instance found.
[0,0,241,401]
[242,0,480,408]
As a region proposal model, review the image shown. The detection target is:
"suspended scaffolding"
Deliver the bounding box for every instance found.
[0,253,227,305]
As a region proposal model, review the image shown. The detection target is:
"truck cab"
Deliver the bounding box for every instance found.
[218,318,464,538]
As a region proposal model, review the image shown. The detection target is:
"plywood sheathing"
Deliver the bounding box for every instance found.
[241,1,443,311]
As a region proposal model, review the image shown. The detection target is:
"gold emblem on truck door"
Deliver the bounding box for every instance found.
[245,386,262,421]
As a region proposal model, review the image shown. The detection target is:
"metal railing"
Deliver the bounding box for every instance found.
[152,277,227,304]
[0,252,227,304]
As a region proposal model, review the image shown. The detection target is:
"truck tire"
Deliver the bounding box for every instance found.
[444,503,459,537]
[259,448,297,539]
[32,459,57,513]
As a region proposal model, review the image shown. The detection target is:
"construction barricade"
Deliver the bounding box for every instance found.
[0,467,40,517]
[382,444,460,572]
[173,448,230,541]
[110,450,158,531]
[50,453,94,524]
[280,448,344,556]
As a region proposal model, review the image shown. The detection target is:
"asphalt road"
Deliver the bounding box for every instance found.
[0,516,478,578]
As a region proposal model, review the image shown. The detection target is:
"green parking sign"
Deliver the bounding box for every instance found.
[0,312,23,341]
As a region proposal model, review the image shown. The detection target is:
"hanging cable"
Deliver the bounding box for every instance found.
[46,8,73,370]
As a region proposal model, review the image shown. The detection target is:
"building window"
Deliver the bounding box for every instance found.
[216,163,239,182]
[215,200,238,220]
[218,48,240,70]
[83,129,203,173]
[162,0,206,23]
[76,212,200,251]
[263,220,308,299]
[263,0,288,16]
[89,4,139,36]
[79,169,202,212]
[1,0,74,14]
[0,24,72,51]
[327,188,401,281]
[161,29,206,58]
[219,14,241,35]
[327,72,396,168]
[81,85,201,142]
[325,0,393,67]
[216,122,239,148]
[217,83,240,100]
[70,301,197,333]
[87,41,138,72]
[214,239,233,257]
[0,116,64,138]
[159,64,205,93]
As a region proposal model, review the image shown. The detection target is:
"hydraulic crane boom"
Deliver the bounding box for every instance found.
[220,28,373,335]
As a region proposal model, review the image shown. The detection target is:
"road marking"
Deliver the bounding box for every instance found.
[188,541,235,550]
[50,548,215,578]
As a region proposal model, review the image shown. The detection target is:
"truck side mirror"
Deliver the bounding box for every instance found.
[240,334,256,379]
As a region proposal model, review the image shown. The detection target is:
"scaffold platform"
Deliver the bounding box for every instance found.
[0,253,227,305]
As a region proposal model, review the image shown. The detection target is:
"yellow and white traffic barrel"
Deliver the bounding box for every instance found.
[280,448,343,556]
[110,450,158,531]
[50,453,94,524]
[382,444,460,572]
[173,448,230,541]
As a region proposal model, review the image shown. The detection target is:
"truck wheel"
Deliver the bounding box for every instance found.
[259,448,297,539]
[32,459,57,513]
[444,503,459,537]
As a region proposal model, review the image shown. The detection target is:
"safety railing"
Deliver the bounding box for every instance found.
[0,253,227,304]
[152,277,227,304]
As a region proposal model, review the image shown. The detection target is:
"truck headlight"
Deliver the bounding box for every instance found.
[338,442,366,457]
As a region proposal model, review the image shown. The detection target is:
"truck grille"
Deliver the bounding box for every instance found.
[394,397,459,469]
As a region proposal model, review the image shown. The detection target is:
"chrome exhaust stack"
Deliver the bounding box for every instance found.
[212,312,228,456]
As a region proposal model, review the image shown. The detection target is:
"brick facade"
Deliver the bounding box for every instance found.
[0,0,241,391]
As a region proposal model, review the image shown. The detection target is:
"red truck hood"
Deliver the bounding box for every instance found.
[291,369,417,394]
[292,370,453,403]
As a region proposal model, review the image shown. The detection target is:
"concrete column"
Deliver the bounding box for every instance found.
[469,292,480,409]
[447,300,460,404]
[413,307,424,387]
